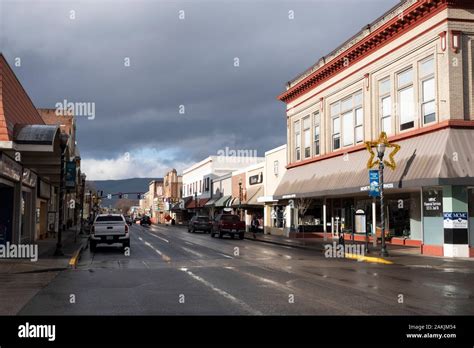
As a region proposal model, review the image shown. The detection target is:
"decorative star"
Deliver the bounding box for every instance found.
[365,132,400,170]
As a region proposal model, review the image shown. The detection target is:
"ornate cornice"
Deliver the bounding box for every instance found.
[277,0,471,104]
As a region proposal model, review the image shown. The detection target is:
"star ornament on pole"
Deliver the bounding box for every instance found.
[365,132,400,170]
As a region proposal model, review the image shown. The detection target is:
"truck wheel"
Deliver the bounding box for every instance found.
[218,231,223,239]
[239,232,244,240]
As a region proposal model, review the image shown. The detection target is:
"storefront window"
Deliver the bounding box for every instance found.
[422,187,444,245]
[271,206,286,228]
[398,67,415,131]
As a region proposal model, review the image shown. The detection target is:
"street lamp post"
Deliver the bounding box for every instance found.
[79,173,86,235]
[194,191,197,215]
[365,132,400,259]
[54,133,69,256]
[238,179,242,220]
[377,143,389,257]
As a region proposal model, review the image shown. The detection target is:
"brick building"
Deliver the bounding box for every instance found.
[274,0,474,257]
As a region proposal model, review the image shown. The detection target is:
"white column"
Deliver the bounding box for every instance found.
[372,199,377,247]
[323,198,327,241]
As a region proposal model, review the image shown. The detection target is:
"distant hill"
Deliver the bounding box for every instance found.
[87,177,161,207]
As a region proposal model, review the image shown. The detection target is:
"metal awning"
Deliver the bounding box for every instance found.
[14,124,59,148]
[214,195,231,207]
[274,128,474,199]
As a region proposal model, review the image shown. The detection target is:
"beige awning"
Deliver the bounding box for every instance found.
[246,185,264,206]
[274,128,474,199]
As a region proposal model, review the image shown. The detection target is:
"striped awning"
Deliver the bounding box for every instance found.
[274,127,474,199]
[214,195,231,207]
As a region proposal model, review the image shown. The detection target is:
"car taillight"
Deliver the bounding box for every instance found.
[125,224,129,233]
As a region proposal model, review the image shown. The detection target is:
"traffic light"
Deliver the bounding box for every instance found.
[137,193,141,199]
[118,193,123,199]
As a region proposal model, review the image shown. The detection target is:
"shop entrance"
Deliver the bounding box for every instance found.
[0,183,14,244]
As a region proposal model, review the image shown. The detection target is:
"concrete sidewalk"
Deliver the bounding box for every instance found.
[0,226,88,314]
[0,226,89,274]
[244,231,474,269]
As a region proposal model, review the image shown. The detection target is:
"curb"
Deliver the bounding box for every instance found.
[244,235,323,251]
[345,253,394,265]
[245,235,394,265]
[68,239,88,269]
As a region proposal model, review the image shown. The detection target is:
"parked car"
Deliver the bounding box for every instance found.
[90,214,130,252]
[211,214,245,239]
[188,215,212,233]
[140,215,151,226]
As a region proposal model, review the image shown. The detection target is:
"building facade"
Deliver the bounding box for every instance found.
[258,145,290,236]
[0,54,85,245]
[182,155,263,218]
[162,169,183,224]
[275,0,474,257]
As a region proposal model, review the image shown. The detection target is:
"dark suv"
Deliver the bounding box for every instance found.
[140,215,151,226]
[188,215,212,233]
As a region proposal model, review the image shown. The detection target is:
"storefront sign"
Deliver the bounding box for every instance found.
[22,168,37,188]
[368,170,379,197]
[0,153,21,182]
[249,172,263,185]
[65,161,76,188]
[443,212,468,229]
[38,180,51,199]
[423,188,443,217]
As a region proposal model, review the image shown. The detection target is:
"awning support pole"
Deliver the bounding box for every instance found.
[323,198,327,241]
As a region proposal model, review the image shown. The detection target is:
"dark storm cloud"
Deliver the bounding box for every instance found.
[1,0,399,176]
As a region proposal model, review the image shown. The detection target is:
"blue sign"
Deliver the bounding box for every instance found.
[369,170,380,197]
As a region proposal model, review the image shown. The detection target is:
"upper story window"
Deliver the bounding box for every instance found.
[331,90,363,151]
[303,116,311,158]
[294,120,301,161]
[419,56,435,125]
[273,160,279,176]
[314,111,320,156]
[397,67,415,131]
[379,78,392,135]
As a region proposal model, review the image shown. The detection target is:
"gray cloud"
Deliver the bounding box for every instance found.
[1,0,399,177]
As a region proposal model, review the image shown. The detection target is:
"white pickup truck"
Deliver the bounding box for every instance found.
[90,214,130,252]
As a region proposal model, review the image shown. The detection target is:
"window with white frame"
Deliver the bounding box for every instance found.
[273,160,279,176]
[303,116,311,158]
[397,67,415,131]
[314,111,320,156]
[419,56,435,124]
[330,90,363,150]
[379,78,392,135]
[294,120,301,161]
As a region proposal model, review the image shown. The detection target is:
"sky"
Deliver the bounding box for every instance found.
[0,0,399,180]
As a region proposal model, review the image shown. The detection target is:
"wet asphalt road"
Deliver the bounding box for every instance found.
[18,224,474,315]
